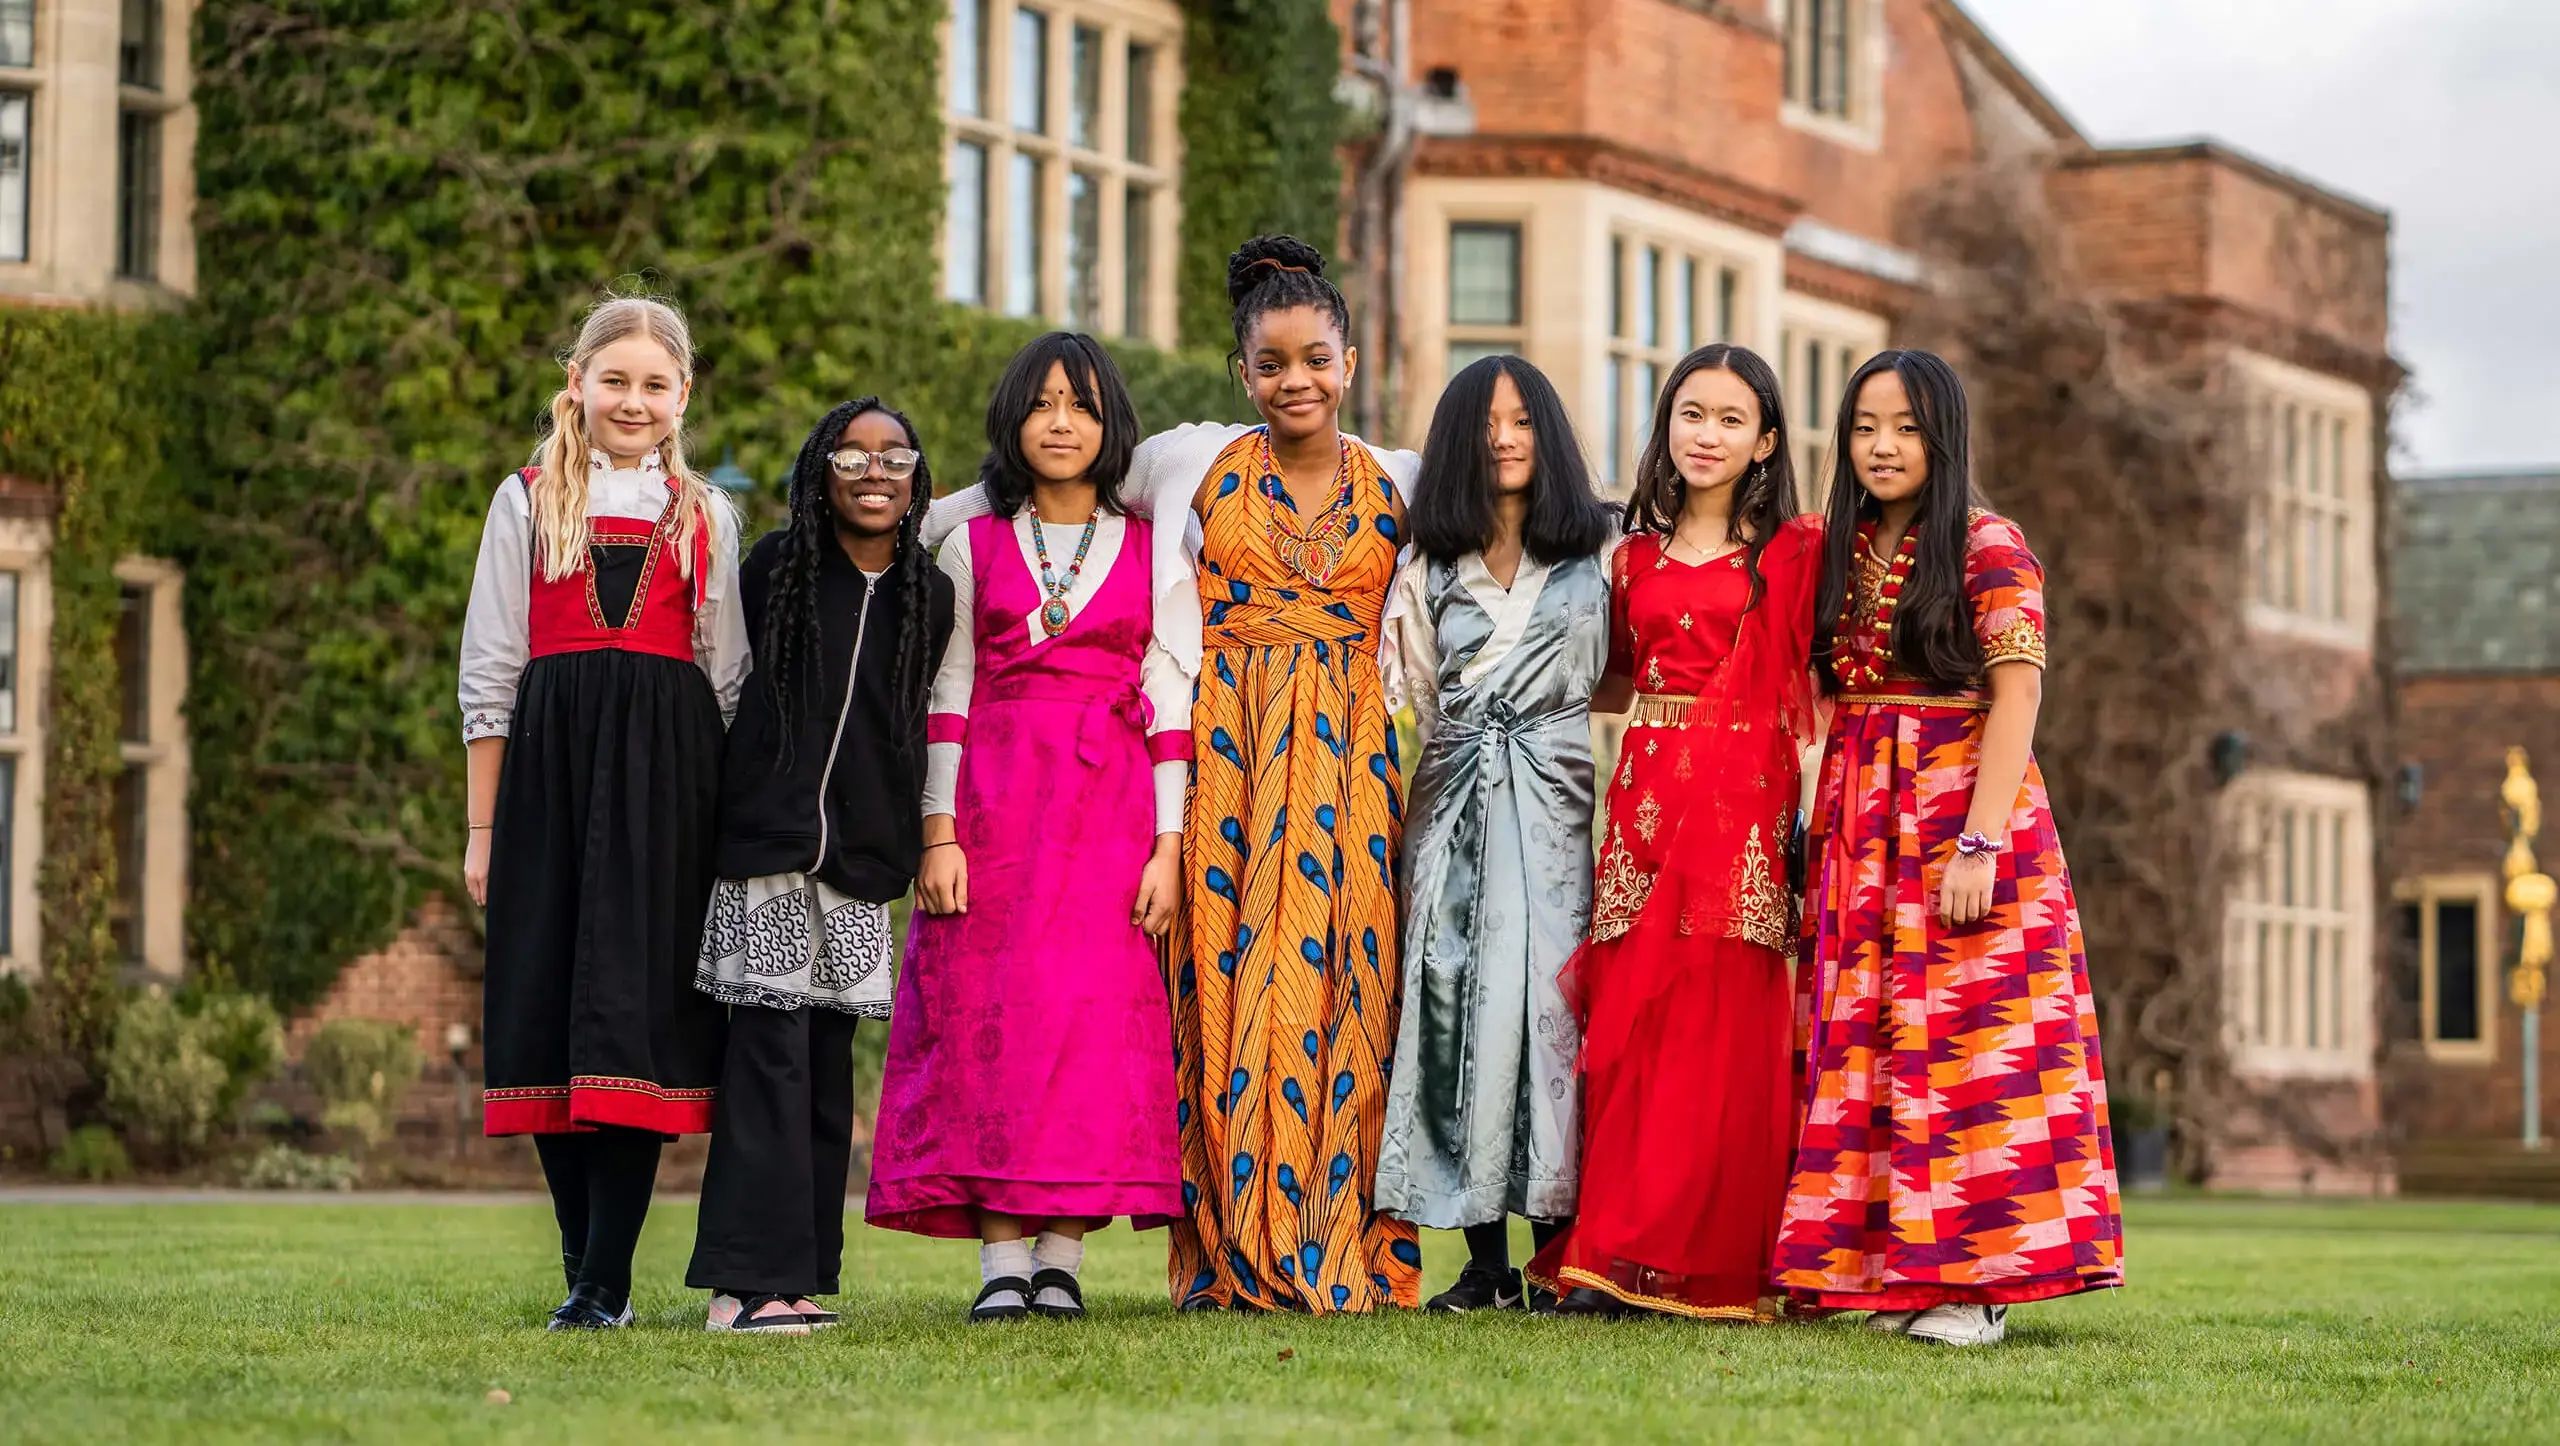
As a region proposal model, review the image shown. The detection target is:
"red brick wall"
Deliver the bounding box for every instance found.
[1405,0,1982,241]
[2385,672,2560,1143]
[287,895,482,1066]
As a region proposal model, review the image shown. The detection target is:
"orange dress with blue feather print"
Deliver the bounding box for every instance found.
[1166,427,1423,1313]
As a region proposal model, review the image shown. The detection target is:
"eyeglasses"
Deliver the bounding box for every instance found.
[828,447,920,481]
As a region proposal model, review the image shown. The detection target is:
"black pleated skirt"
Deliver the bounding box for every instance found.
[482,649,727,1135]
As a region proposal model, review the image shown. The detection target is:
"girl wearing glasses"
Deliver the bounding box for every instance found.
[685,398,954,1334]
[867,333,1192,1323]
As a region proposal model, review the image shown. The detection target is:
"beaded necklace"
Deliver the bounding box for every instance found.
[1260,431,1357,588]
[1839,517,1918,689]
[1029,510,1100,637]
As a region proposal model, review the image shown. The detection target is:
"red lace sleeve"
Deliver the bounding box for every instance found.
[1966,513,2048,669]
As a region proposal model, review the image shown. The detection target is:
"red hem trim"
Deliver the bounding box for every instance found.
[1146,731,1195,764]
[483,1078,717,1137]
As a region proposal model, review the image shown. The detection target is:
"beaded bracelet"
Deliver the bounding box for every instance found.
[1955,831,2001,859]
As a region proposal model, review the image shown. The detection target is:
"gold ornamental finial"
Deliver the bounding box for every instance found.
[2504,748,2551,1012]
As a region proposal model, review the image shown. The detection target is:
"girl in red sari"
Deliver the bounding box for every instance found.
[1527,344,1819,1319]
[1776,350,2123,1347]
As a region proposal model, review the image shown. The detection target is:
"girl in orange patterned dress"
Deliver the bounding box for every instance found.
[923,237,1422,1313]
[1526,343,1820,1320]
[1775,350,2124,1347]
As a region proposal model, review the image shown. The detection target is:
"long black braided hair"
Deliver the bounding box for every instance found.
[759,397,937,771]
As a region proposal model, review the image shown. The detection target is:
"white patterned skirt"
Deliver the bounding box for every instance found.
[694,874,894,1016]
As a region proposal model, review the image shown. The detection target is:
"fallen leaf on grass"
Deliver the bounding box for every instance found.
[1276,1349,1295,1362]
[485,1389,511,1406]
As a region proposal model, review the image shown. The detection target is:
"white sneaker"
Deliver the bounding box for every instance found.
[1864,1309,1920,1334]
[1905,1303,2007,1346]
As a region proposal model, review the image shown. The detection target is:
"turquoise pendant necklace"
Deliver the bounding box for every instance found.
[1031,511,1100,637]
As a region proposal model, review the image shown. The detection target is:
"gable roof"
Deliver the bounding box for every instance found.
[2393,470,2560,675]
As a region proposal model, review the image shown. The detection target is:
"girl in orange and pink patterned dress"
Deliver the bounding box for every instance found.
[1775,349,2124,1347]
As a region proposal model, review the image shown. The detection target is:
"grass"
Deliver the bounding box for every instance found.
[1,1195,2554,1444]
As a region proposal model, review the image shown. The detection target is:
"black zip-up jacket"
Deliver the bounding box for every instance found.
[712,530,956,900]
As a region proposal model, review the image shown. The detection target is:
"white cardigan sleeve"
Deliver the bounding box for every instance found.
[458,476,532,742]
[694,495,749,726]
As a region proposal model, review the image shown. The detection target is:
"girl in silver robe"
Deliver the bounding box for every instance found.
[1377,356,1618,1312]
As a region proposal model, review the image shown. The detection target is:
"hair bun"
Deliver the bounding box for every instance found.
[1226,235,1329,308]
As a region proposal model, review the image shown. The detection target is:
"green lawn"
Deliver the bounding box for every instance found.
[1,1196,2554,1444]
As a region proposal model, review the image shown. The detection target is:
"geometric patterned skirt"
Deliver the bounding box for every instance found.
[1773,699,2125,1309]
[695,874,894,1017]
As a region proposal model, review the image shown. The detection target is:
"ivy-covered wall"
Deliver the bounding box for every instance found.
[0,0,1345,1023]
[1172,0,1346,350]
[0,308,186,1058]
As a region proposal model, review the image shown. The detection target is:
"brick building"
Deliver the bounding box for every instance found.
[6,2,2412,1187]
[2384,471,2560,1194]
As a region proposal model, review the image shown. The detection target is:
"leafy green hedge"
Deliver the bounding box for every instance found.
[1173,0,1346,350]
[0,308,185,1059]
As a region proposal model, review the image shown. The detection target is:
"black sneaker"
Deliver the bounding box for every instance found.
[1425,1261,1525,1313]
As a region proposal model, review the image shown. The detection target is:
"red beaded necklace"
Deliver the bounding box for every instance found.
[1840,518,1918,689]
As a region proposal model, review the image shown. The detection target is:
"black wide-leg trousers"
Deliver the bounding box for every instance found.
[686,1004,861,1297]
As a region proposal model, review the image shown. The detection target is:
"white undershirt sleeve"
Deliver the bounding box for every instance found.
[921,532,977,820]
[694,495,749,726]
[458,477,532,742]
[1385,556,1440,755]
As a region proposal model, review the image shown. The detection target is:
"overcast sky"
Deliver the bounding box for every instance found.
[1960,0,2558,475]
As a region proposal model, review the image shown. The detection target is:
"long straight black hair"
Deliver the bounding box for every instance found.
[977,331,1142,518]
[762,398,937,767]
[1407,355,1616,566]
[1813,348,1987,692]
[1623,342,1798,607]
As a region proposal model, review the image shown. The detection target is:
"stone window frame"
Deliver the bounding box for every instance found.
[0,519,47,979]
[941,0,1181,348]
[2393,873,2500,1065]
[1775,292,1887,513]
[2221,768,2375,1081]
[1605,231,1753,493]
[1444,219,1527,378]
[112,556,188,982]
[2232,349,2377,652]
[1771,0,1884,151]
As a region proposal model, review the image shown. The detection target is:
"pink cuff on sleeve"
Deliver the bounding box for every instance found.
[928,713,968,746]
[1147,729,1195,764]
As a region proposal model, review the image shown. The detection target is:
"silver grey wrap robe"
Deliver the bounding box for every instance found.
[1375,548,1610,1228]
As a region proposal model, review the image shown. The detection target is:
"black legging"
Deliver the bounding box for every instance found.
[533,1126,665,1302]
[1464,1217,1571,1270]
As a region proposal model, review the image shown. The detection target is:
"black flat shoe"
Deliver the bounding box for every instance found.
[547,1281,633,1331]
[1426,1262,1526,1313]
[1176,1293,1224,1313]
[968,1275,1032,1324]
[1028,1267,1086,1320]
[1545,1286,1632,1319]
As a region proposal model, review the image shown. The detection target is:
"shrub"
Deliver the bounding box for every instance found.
[101,993,231,1153]
[186,990,286,1122]
[238,1142,361,1192]
[47,1124,133,1182]
[303,1019,423,1149]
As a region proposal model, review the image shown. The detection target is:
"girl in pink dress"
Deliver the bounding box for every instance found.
[866,333,1191,1322]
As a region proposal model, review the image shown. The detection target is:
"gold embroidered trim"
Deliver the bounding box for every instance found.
[1591,829,1654,943]
[1626,692,1699,728]
[1528,1265,1776,1323]
[1837,692,1991,712]
[1725,823,1790,953]
[1981,615,2047,669]
[1634,792,1662,844]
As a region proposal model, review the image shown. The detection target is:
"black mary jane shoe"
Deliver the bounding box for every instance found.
[1425,1262,1526,1313]
[968,1275,1033,1324]
[547,1281,634,1331]
[1027,1267,1086,1321]
[1545,1286,1633,1319]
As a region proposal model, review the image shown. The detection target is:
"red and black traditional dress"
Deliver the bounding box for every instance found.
[1773,510,2124,1310]
[1526,518,1820,1319]
[460,452,745,1138]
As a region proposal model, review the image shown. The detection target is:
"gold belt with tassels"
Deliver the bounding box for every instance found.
[1626,692,1699,728]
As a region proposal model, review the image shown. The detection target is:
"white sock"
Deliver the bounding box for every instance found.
[1032,1231,1083,1310]
[979,1240,1033,1310]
